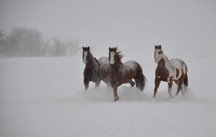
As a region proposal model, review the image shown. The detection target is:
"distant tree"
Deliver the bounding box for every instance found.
[6,27,43,57]
[41,39,50,57]
[0,30,9,56]
[0,27,80,57]
[65,38,80,56]
[51,37,67,56]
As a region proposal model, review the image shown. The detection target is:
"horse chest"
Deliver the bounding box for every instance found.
[156,67,169,81]
[84,67,100,81]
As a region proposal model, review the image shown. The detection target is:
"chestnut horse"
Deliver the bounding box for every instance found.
[153,45,188,98]
[82,47,110,90]
[109,47,146,101]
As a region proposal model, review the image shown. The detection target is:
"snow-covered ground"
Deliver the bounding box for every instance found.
[0,53,216,137]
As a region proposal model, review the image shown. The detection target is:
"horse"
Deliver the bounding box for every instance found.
[109,47,147,101]
[153,45,188,98]
[82,47,110,90]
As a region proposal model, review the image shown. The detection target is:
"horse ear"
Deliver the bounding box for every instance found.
[114,47,117,51]
[82,47,84,50]
[88,46,90,50]
[155,45,162,49]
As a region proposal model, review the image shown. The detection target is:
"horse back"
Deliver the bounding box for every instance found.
[123,60,142,76]
[170,58,187,74]
[98,56,110,80]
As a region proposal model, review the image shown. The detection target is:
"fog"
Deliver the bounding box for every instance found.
[0,0,216,56]
[1,1,216,136]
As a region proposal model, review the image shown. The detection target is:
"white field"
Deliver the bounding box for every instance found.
[0,53,216,137]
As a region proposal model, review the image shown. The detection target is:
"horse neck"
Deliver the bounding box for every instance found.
[86,53,98,68]
[110,58,123,72]
[157,54,170,69]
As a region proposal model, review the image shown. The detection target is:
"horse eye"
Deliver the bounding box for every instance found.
[159,51,162,54]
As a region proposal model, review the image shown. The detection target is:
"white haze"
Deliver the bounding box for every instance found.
[0,0,216,56]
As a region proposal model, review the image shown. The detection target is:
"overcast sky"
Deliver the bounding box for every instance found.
[0,0,216,56]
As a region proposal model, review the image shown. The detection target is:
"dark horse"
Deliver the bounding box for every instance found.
[82,47,110,89]
[109,47,147,101]
[153,45,188,98]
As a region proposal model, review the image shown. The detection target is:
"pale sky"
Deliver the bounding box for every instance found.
[0,0,216,56]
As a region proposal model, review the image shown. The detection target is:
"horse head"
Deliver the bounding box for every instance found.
[82,46,90,64]
[109,47,117,64]
[154,45,164,63]
[109,47,123,65]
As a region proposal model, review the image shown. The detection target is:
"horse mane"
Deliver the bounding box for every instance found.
[115,48,124,62]
[94,57,100,66]
[84,50,99,66]
[155,46,169,62]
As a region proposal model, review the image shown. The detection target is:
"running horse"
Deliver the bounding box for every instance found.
[82,47,110,89]
[109,47,147,101]
[153,45,188,98]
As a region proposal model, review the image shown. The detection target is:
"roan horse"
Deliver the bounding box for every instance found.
[82,47,110,89]
[109,47,146,101]
[153,45,188,98]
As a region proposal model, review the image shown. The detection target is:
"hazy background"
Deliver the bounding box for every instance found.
[1,0,216,56]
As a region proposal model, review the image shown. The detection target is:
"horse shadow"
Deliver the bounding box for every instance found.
[116,86,149,102]
[77,85,149,102]
[150,86,195,102]
[77,85,194,103]
[77,86,114,102]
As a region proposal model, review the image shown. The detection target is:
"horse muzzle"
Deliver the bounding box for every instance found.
[110,60,115,64]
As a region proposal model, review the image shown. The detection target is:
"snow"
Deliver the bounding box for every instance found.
[0,54,216,137]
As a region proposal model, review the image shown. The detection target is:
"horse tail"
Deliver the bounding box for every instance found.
[184,74,188,87]
[139,73,146,92]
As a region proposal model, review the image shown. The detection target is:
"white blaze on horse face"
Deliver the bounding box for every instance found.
[154,49,162,63]
[110,52,115,64]
[83,51,88,64]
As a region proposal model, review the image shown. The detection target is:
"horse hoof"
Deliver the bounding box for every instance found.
[114,97,119,102]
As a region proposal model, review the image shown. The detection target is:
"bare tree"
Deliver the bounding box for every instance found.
[41,39,50,57]
[52,37,67,56]
[6,27,43,57]
[0,30,9,57]
[0,27,80,57]
[65,38,80,56]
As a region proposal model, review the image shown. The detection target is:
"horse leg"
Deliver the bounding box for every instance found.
[168,77,173,98]
[176,80,184,96]
[129,80,135,87]
[153,78,161,98]
[181,84,185,95]
[84,78,89,90]
[95,80,100,88]
[134,79,140,88]
[112,81,121,102]
[103,79,111,89]
[113,86,119,102]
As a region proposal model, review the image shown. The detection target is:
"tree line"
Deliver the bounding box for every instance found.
[0,27,80,57]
